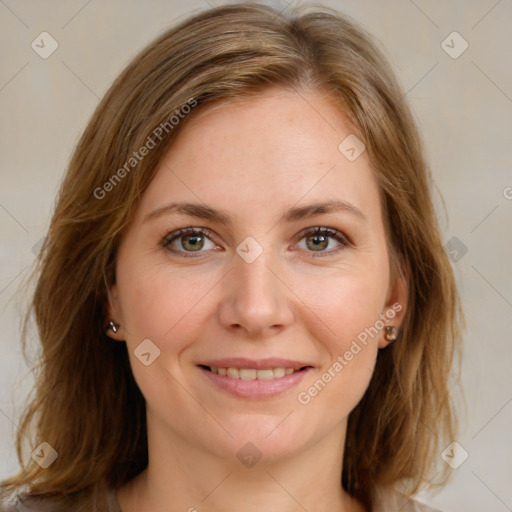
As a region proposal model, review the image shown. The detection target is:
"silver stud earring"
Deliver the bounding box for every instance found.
[384,326,399,342]
[108,320,120,333]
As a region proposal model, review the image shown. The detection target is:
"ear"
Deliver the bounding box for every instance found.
[378,262,408,349]
[105,283,126,342]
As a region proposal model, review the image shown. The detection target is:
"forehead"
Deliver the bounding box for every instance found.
[136,88,381,226]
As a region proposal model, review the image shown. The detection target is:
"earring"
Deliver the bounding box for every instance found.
[384,326,399,342]
[108,320,120,333]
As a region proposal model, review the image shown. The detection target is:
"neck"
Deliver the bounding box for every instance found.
[116,416,365,512]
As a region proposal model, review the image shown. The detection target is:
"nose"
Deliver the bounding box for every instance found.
[218,250,295,339]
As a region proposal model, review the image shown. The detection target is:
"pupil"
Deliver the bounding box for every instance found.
[183,235,202,251]
[308,235,327,251]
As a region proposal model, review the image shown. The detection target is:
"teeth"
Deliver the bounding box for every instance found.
[239,368,257,380]
[208,366,300,380]
[256,369,275,380]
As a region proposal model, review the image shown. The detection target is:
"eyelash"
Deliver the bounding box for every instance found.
[161,225,352,259]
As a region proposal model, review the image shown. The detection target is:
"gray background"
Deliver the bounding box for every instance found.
[1,1,511,510]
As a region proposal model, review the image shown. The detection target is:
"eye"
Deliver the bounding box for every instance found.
[161,226,352,259]
[294,227,351,257]
[161,226,219,257]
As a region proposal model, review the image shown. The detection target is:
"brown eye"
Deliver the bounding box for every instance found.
[305,233,329,251]
[162,227,218,257]
[180,233,205,251]
[295,227,351,257]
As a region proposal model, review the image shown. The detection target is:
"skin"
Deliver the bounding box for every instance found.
[108,88,407,512]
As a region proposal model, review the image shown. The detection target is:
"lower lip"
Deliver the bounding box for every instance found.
[198,366,311,398]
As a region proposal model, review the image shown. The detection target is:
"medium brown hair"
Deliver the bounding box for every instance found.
[1,3,463,509]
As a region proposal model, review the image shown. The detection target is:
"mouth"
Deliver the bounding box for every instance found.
[196,358,313,399]
[198,364,311,380]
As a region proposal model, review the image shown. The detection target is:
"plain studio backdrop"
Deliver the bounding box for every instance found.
[0,1,511,511]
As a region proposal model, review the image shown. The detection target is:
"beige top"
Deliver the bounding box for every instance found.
[1,487,442,511]
[373,487,442,511]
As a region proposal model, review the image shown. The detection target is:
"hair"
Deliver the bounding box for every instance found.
[1,2,463,510]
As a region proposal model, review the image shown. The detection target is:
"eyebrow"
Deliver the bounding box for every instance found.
[144,199,366,225]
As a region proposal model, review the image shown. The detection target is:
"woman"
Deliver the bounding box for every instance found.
[0,3,463,511]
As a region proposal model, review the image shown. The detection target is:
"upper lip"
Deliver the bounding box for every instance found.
[197,358,313,370]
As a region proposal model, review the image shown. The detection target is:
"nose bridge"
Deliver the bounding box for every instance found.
[235,250,278,300]
[219,246,293,336]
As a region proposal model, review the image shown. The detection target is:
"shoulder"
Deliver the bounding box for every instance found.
[0,492,75,512]
[0,487,121,512]
[373,487,443,512]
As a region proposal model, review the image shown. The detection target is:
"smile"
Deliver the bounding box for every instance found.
[197,363,312,399]
[203,365,304,380]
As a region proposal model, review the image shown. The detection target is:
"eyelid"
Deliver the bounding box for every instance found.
[161,226,218,250]
[295,226,352,247]
[161,225,353,258]
[291,226,353,258]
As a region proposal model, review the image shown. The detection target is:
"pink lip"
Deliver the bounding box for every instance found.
[198,365,312,399]
[197,357,311,370]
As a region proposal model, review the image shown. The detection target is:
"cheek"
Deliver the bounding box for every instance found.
[119,268,216,341]
[292,266,388,412]
[295,265,389,349]
[115,262,219,401]
[297,347,378,428]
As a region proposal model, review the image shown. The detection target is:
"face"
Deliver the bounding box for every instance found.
[107,88,406,466]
